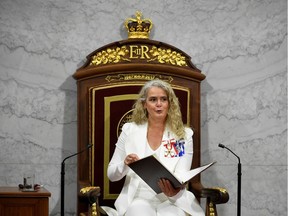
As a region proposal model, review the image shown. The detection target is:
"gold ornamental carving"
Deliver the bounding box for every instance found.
[90,46,130,66]
[80,186,100,194]
[148,46,187,66]
[88,11,188,67]
[90,45,187,67]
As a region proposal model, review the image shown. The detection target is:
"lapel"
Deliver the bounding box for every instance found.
[125,124,182,165]
[125,122,148,158]
[122,123,148,207]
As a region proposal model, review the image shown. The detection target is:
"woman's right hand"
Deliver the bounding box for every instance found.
[124,153,139,165]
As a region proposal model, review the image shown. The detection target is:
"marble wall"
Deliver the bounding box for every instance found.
[0,0,286,215]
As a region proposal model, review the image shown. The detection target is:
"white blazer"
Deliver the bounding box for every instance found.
[106,122,205,216]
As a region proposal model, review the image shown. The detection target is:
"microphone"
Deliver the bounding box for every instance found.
[61,144,93,216]
[218,143,241,216]
[218,143,240,163]
[218,143,225,148]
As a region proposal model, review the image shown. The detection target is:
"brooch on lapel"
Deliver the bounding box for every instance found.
[163,138,185,158]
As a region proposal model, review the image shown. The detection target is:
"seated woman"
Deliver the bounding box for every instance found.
[105,79,205,216]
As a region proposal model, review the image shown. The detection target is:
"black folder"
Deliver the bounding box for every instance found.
[129,155,215,194]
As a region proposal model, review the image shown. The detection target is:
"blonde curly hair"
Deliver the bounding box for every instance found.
[131,79,186,138]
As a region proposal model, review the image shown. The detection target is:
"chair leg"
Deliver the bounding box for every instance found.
[91,202,98,216]
[206,198,218,216]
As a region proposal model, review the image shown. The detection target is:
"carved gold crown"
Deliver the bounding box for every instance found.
[124,11,153,39]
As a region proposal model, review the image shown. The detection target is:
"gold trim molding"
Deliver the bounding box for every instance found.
[105,74,173,83]
[89,82,191,200]
[103,94,139,199]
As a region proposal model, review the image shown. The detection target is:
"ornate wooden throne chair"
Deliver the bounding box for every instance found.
[73,12,229,216]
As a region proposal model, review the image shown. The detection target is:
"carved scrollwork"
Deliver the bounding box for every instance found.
[90,46,130,66]
[148,46,188,66]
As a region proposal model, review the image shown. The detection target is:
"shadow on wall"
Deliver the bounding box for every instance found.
[200,78,231,215]
[50,75,79,216]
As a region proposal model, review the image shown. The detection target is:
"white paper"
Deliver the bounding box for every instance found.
[180,162,216,183]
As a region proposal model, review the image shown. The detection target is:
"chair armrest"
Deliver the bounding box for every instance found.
[201,187,229,204]
[78,181,102,216]
[190,181,229,216]
[78,181,101,204]
[79,186,101,204]
[190,181,229,204]
[79,182,109,215]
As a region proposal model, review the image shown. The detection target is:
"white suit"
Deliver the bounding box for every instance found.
[105,122,205,216]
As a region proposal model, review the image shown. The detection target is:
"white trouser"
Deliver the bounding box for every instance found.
[125,198,187,216]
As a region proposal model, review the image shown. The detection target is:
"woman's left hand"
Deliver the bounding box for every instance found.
[158,179,181,197]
